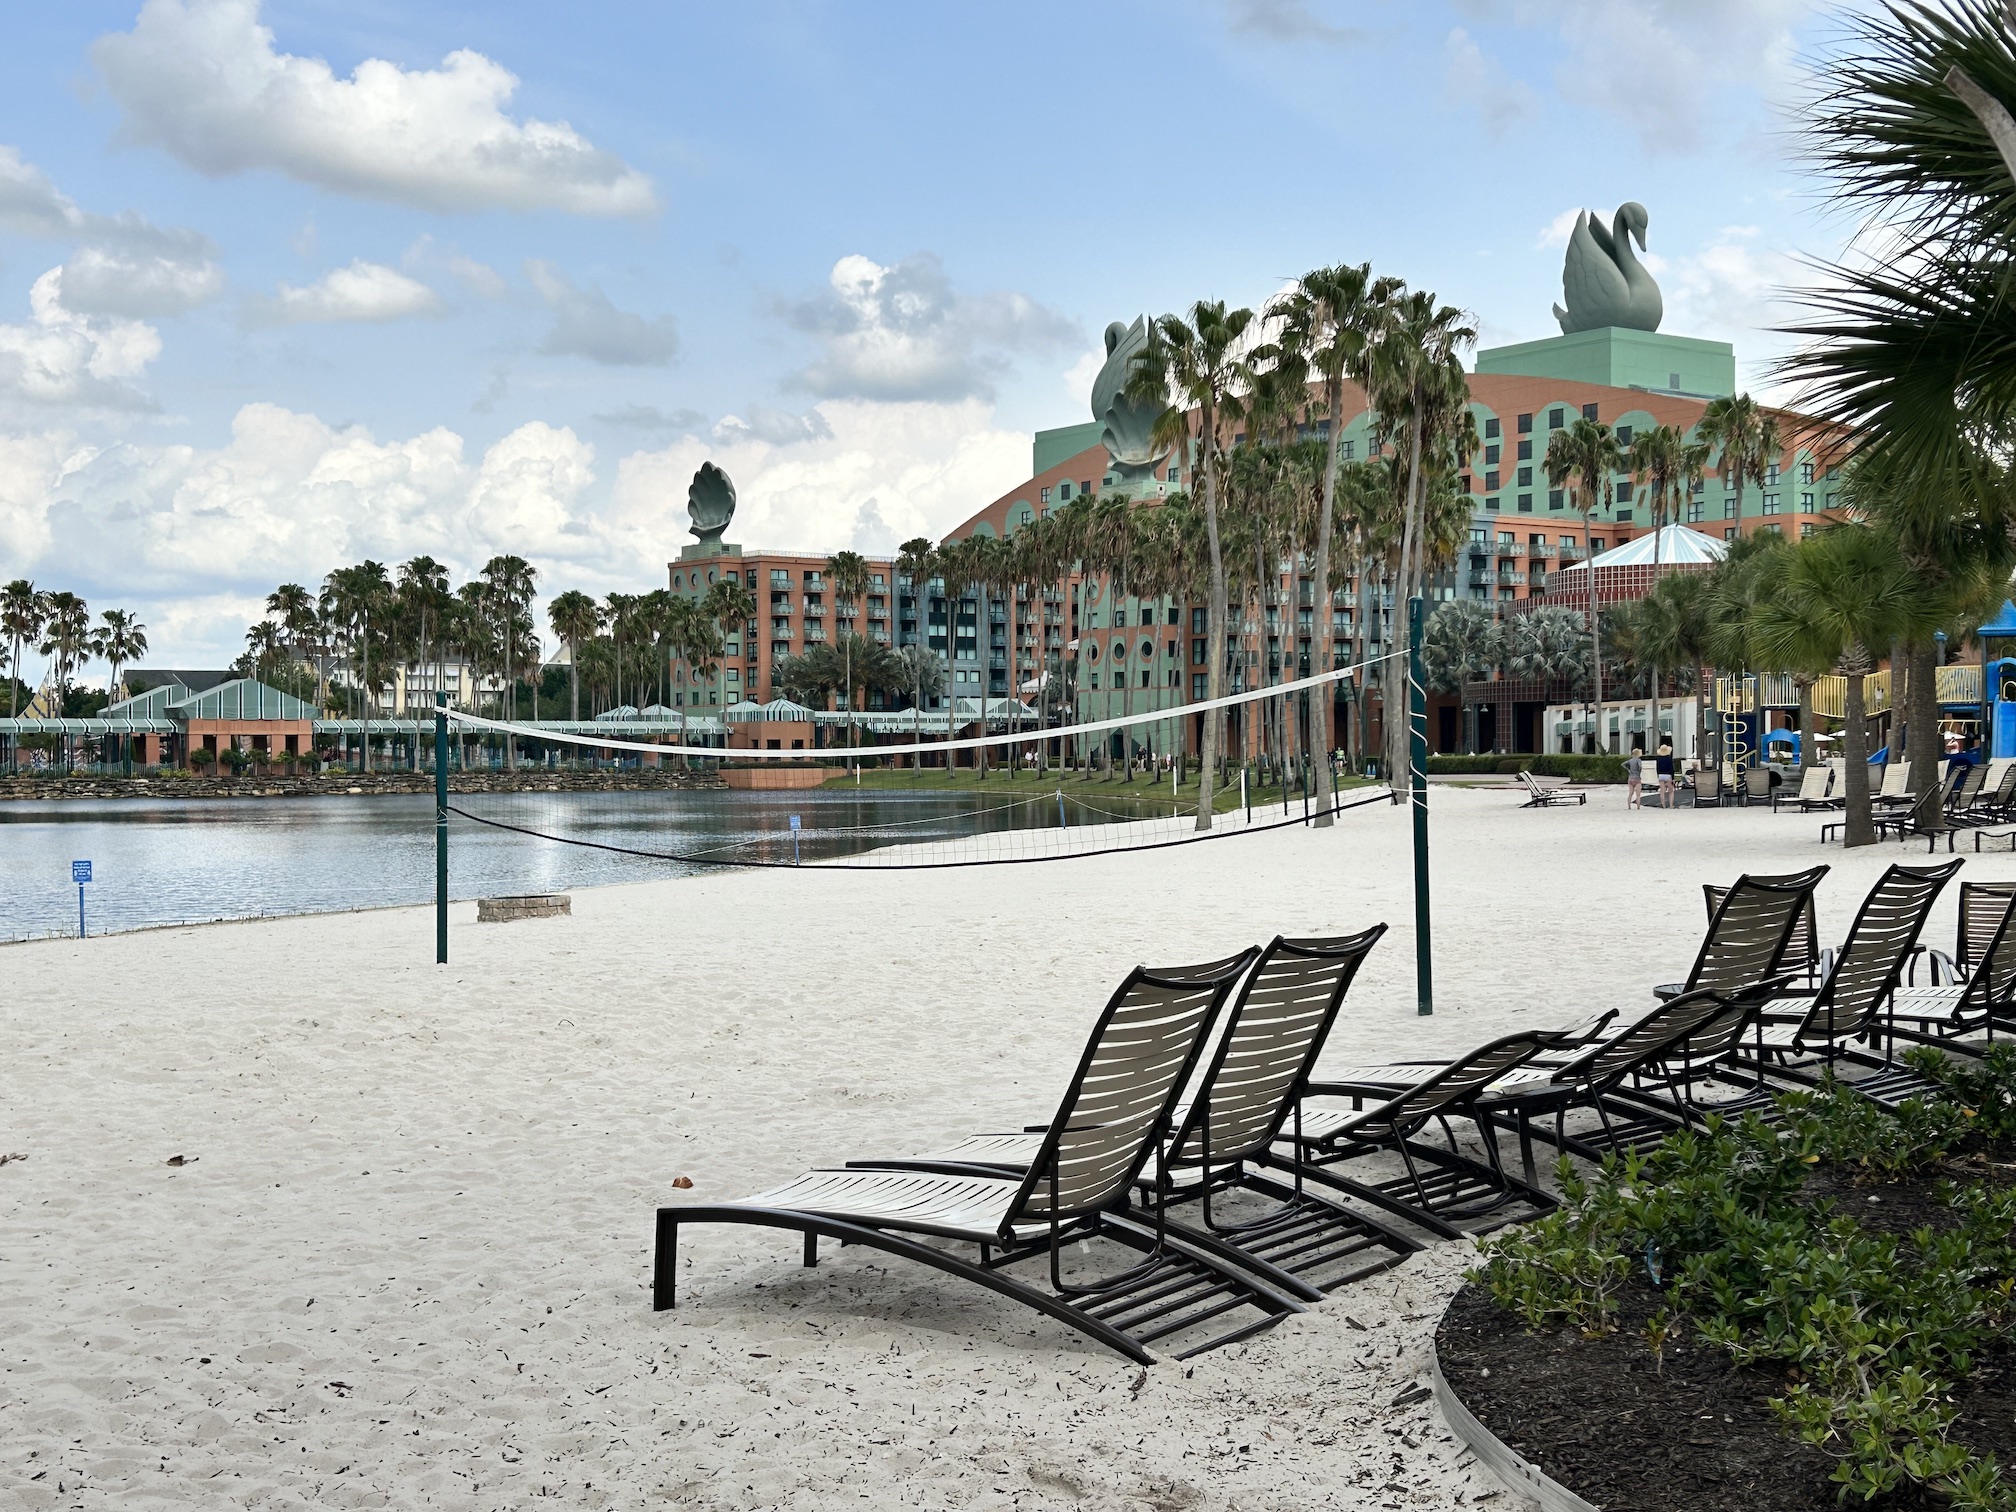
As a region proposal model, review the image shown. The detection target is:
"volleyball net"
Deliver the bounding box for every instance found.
[436,648,1408,876]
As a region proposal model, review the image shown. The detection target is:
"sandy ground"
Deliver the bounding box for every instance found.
[2,786,2006,1511]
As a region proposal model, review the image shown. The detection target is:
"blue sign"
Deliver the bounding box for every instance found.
[788,814,801,831]
[71,860,91,884]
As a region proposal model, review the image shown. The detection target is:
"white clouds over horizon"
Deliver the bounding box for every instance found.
[92,0,659,216]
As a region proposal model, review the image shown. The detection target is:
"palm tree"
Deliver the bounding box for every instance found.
[479,556,537,762]
[1421,601,1503,753]
[395,557,450,716]
[1626,422,1694,753]
[322,562,392,770]
[2,580,47,740]
[1543,415,1624,753]
[702,577,755,717]
[1633,571,1714,765]
[935,536,975,768]
[1750,526,1925,846]
[1123,299,1255,828]
[895,537,937,768]
[546,590,603,721]
[37,591,90,768]
[826,549,872,763]
[94,610,147,702]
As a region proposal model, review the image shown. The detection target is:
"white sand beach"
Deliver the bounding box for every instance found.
[2,787,2005,1510]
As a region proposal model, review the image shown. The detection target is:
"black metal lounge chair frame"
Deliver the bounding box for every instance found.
[654,952,1318,1364]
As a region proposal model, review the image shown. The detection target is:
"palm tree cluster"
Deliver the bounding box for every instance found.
[1,578,149,717]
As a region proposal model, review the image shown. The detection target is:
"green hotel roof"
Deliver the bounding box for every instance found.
[104,677,316,723]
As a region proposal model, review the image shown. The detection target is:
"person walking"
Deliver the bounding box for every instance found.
[1655,740,1677,809]
[1625,747,1644,809]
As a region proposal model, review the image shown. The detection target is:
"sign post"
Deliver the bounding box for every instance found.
[435,693,448,965]
[72,859,91,938]
[789,813,802,866]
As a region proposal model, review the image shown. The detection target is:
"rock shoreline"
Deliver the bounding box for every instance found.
[0,770,727,801]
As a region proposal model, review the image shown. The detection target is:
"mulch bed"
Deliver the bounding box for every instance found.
[1436,1145,2016,1511]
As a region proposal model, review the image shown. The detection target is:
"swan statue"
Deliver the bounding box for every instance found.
[1552,202,1663,334]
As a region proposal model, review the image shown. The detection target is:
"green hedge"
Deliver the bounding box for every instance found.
[1427,753,1627,783]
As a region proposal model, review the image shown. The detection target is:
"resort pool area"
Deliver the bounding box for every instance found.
[0,787,1157,941]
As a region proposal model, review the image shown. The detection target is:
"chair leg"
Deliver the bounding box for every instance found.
[804,1233,818,1268]
[654,1210,680,1310]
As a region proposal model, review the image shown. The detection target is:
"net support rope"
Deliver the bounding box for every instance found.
[446,787,1399,872]
[440,647,1405,761]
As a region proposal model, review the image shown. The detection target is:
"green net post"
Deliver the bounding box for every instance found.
[1408,595,1433,1016]
[435,693,448,965]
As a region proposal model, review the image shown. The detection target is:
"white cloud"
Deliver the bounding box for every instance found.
[1221,0,1368,44]
[784,252,1078,403]
[0,145,223,317]
[1535,208,1582,250]
[1062,347,1104,413]
[711,407,832,446]
[592,403,706,433]
[256,260,443,325]
[1443,28,1538,138]
[447,255,506,299]
[526,260,678,366]
[1456,0,1814,151]
[92,0,658,216]
[0,270,162,411]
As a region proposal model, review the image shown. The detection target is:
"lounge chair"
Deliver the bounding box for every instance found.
[1946,762,2016,832]
[1741,766,1774,805]
[859,929,1425,1294]
[1317,869,1826,1104]
[1773,763,1834,813]
[1865,776,1963,852]
[1737,861,1961,1095]
[1703,880,1826,988]
[1691,766,1727,808]
[1271,1030,1567,1237]
[1518,769,1585,807]
[1870,760,1913,815]
[1887,882,2016,1055]
[653,950,1314,1363]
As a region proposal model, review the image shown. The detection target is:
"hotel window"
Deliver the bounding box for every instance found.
[770,570,790,586]
[1517,493,1533,513]
[1615,425,1634,446]
[1762,493,1781,515]
[673,573,683,588]
[1088,672,1099,689]
[1058,481,1072,500]
[1517,467,1532,487]
[1801,522,1816,538]
[1484,444,1499,464]
[1484,496,1500,512]
[1669,372,1682,389]
[1516,412,1532,434]
[1763,523,1782,534]
[1484,416,1500,439]
[1019,508,1032,525]
[1167,605,1181,625]
[1516,439,1532,461]
[1614,480,1632,503]
[1191,607,1207,633]
[1339,440,1353,460]
[1801,492,1814,510]
[1800,461,1815,484]
[1462,474,1474,494]
[1548,488,1564,510]
[1191,638,1207,664]
[1687,499,1704,523]
[1582,403,1598,420]
[1724,497,1740,519]
[1549,408,1564,429]
[1192,673,1208,699]
[1485,469,1500,491]
[1591,538,1605,552]
[1725,527,1739,541]
[1040,486,1051,503]
[1765,464,1780,485]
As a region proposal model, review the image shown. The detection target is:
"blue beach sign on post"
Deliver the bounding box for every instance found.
[789,813,801,865]
[72,859,91,938]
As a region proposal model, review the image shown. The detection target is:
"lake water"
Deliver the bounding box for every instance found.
[0,788,1174,941]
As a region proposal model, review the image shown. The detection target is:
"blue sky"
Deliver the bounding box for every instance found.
[0,0,1847,668]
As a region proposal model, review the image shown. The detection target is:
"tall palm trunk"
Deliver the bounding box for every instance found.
[1311,379,1344,821]
[1841,651,1876,847]
[1583,504,1603,754]
[1886,637,1906,763]
[1904,637,1939,802]
[1197,419,1226,831]
[1796,675,1818,778]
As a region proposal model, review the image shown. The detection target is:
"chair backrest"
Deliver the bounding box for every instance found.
[1956,888,2016,1020]
[1684,867,1829,998]
[1009,950,1254,1226]
[1695,767,1722,802]
[1796,766,1830,801]
[1988,763,2016,809]
[1553,989,1743,1093]
[1952,762,1989,810]
[1520,769,1546,794]
[1956,881,2016,977]
[1350,1031,1558,1138]
[1164,925,1387,1171]
[1703,881,1818,979]
[1745,767,1774,798]
[1880,761,1910,799]
[1795,861,1962,1044]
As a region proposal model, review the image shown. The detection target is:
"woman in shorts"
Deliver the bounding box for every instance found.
[1655,741,1677,808]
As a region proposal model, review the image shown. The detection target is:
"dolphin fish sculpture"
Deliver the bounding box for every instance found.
[1553,202,1662,334]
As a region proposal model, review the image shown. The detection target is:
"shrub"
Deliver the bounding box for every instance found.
[1472,1079,2016,1509]
[1425,753,1626,782]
